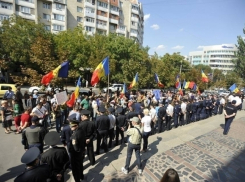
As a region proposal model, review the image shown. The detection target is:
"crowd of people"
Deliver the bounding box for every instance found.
[0,86,243,182]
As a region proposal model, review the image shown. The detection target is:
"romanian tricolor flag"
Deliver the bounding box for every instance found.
[128,72,138,89]
[41,61,69,86]
[188,82,195,89]
[120,83,127,98]
[229,83,239,93]
[154,73,164,88]
[177,81,183,96]
[201,70,209,82]
[182,80,186,89]
[175,74,180,88]
[67,76,81,107]
[193,84,197,91]
[91,57,110,86]
[185,82,190,89]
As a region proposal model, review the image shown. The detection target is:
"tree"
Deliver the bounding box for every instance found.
[233,27,245,79]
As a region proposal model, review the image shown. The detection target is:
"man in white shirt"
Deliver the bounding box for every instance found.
[228,94,234,104]
[219,96,225,114]
[31,102,48,126]
[234,94,242,110]
[180,100,187,126]
[166,102,174,131]
[91,97,98,120]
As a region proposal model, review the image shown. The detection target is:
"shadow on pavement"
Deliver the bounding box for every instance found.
[0,164,25,182]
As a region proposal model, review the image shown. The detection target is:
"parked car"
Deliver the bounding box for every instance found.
[218,90,230,97]
[103,84,123,93]
[0,84,17,99]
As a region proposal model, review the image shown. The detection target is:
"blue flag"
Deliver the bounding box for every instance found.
[58,61,69,78]
[153,89,161,101]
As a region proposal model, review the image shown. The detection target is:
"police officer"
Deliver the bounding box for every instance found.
[191,98,198,122]
[207,95,213,117]
[223,100,237,135]
[213,95,220,115]
[41,132,70,182]
[203,96,209,118]
[186,99,192,124]
[157,102,166,133]
[196,97,202,121]
[173,100,181,128]
[95,107,110,155]
[115,107,127,145]
[79,109,96,166]
[69,119,86,182]
[22,116,46,153]
[14,147,51,182]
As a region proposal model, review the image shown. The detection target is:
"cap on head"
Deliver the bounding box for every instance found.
[21,147,40,164]
[70,119,80,127]
[31,116,39,122]
[98,106,106,113]
[231,100,236,104]
[116,107,123,114]
[81,109,91,116]
[130,117,140,124]
[44,131,60,146]
[108,107,115,113]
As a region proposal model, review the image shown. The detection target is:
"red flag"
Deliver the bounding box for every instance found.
[188,82,195,89]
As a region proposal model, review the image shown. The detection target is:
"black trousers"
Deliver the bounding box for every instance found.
[70,151,84,182]
[179,113,185,126]
[166,116,172,130]
[157,118,164,133]
[108,128,114,148]
[116,127,124,145]
[219,105,224,114]
[96,130,108,153]
[186,112,191,124]
[86,140,95,165]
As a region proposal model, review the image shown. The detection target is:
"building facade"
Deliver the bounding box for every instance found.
[188,44,237,72]
[0,0,144,44]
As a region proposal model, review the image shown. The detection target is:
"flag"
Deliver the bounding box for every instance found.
[188,82,195,89]
[201,70,209,82]
[177,81,183,96]
[197,86,201,95]
[185,81,190,89]
[41,61,69,85]
[229,83,239,93]
[154,73,164,88]
[193,84,197,91]
[120,83,127,98]
[91,57,110,86]
[128,73,138,89]
[67,76,81,107]
[153,90,161,101]
[175,74,180,88]
[182,80,186,89]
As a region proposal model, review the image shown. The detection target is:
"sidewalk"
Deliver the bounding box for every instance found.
[66,111,245,182]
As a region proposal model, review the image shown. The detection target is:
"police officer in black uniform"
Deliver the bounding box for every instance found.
[191,98,198,122]
[196,97,202,121]
[186,99,192,124]
[14,147,51,182]
[115,107,127,145]
[69,120,86,182]
[22,116,46,153]
[203,96,209,118]
[79,109,96,165]
[41,131,70,182]
[157,102,166,133]
[223,100,237,135]
[173,100,181,128]
[95,107,110,155]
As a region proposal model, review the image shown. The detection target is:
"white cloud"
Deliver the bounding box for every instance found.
[155,45,166,50]
[179,28,184,32]
[172,45,184,50]
[151,24,160,30]
[197,46,204,49]
[144,14,150,21]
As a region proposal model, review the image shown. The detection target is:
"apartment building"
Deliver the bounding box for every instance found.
[188,44,237,72]
[0,0,144,44]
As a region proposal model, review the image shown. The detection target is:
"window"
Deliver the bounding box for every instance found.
[21,0,33,3]
[100,11,106,16]
[43,3,51,9]
[53,24,64,31]
[85,26,94,32]
[97,20,106,26]
[0,14,9,21]
[131,28,137,33]
[119,25,125,30]
[44,25,51,31]
[21,6,31,14]
[111,5,119,12]
[56,3,64,10]
[43,13,51,20]
[53,14,65,21]
[1,2,12,10]
[119,10,122,15]
[98,1,108,8]
[77,0,82,2]
[132,5,139,11]
[85,7,95,13]
[77,16,83,22]
[110,24,116,30]
[131,21,137,26]
[77,6,83,12]
[85,17,94,23]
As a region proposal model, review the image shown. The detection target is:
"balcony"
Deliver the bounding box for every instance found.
[96,23,107,30]
[97,15,108,21]
[2,0,13,3]
[16,11,35,20]
[109,18,118,24]
[52,8,66,15]
[0,8,13,15]
[51,19,66,26]
[15,0,35,8]
[84,1,95,8]
[130,32,137,37]
[116,28,126,34]
[131,9,139,15]
[97,6,108,12]
[84,11,95,18]
[53,0,66,4]
[110,9,119,16]
[84,21,95,27]
[131,24,138,30]
[131,17,138,22]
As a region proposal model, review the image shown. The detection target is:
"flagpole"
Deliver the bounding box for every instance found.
[107,73,109,103]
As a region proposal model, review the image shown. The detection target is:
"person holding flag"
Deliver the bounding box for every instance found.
[128,73,138,90]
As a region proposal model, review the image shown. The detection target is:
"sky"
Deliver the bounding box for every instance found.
[140,0,245,57]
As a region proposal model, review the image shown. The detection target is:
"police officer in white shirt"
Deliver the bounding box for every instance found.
[166,102,174,131]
